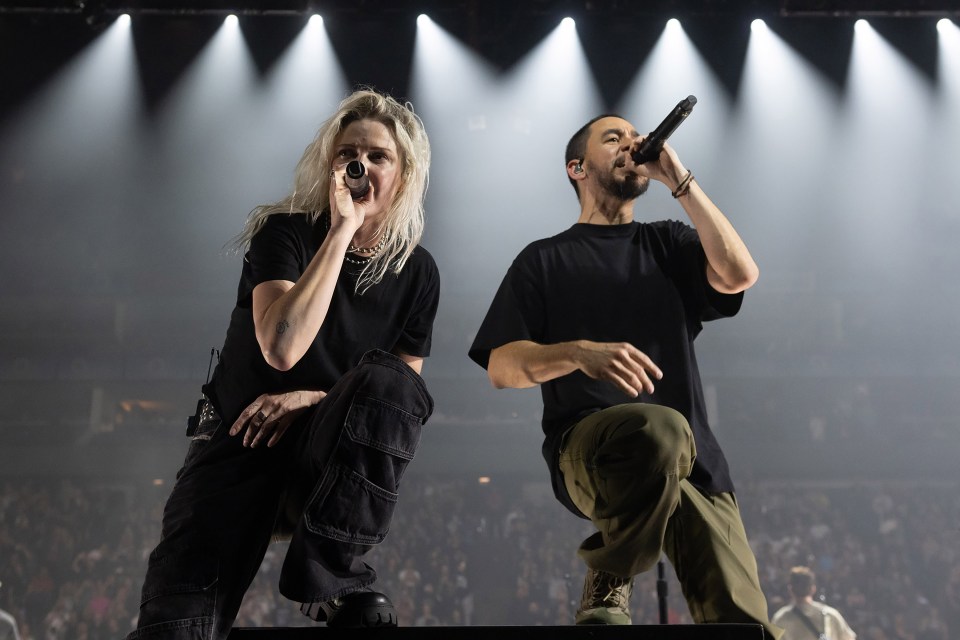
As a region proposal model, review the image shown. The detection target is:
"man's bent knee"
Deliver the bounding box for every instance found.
[595,404,695,475]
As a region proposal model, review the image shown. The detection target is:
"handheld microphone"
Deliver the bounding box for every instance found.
[631,95,697,165]
[345,160,370,199]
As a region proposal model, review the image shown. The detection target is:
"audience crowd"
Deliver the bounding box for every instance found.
[0,474,956,639]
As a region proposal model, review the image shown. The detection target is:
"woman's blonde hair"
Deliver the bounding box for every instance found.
[234,89,431,292]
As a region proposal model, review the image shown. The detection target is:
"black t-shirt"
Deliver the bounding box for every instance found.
[205,213,440,424]
[468,220,741,515]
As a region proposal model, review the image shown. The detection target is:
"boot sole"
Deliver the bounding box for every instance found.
[329,606,397,628]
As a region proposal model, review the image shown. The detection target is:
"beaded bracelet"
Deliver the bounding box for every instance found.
[672,170,694,198]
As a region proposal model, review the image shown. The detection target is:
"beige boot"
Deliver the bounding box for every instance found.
[574,567,633,625]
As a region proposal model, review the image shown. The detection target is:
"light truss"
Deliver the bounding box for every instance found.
[0,0,958,17]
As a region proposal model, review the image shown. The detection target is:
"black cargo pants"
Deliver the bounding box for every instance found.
[128,349,433,640]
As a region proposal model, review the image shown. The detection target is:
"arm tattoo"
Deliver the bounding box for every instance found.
[276,319,290,335]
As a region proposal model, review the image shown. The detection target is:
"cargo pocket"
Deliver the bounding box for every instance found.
[129,549,218,639]
[304,394,423,545]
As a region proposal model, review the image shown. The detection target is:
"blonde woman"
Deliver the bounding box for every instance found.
[129,89,438,638]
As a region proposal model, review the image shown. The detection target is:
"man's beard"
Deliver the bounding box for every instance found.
[596,164,649,200]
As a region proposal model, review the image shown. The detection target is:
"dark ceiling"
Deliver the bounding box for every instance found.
[0,0,951,119]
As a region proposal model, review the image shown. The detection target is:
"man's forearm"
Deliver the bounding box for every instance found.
[678,180,759,293]
[487,340,582,389]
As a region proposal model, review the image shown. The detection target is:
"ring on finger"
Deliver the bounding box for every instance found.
[255,410,267,425]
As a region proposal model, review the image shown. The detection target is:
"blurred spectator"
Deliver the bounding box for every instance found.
[414,601,441,626]
[772,566,856,639]
[0,476,955,637]
[0,580,22,640]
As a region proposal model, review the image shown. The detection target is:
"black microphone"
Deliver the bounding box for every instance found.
[345,160,369,199]
[631,95,697,165]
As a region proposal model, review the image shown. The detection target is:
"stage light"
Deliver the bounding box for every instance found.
[118,14,130,26]
[667,18,680,29]
[225,14,238,26]
[413,10,494,106]
[751,18,767,32]
[561,17,575,29]
[938,15,959,100]
[309,14,322,26]
[855,19,869,33]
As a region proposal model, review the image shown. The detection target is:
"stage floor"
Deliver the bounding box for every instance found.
[229,623,765,639]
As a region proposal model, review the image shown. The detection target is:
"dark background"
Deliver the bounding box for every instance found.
[1,0,958,487]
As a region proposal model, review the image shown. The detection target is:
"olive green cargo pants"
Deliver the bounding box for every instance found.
[559,403,783,639]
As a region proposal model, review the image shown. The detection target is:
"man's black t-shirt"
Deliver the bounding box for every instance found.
[205,213,440,424]
[468,220,740,515]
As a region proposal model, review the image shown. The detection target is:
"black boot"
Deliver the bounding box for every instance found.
[300,589,398,628]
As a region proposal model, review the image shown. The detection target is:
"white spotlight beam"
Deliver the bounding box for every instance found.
[154,13,261,218]
[837,17,935,276]
[933,18,960,216]
[938,18,960,101]
[0,16,139,201]
[0,16,138,160]
[735,17,840,274]
[0,15,139,308]
[252,11,348,190]
[618,18,730,210]
[494,18,603,240]
[411,14,498,118]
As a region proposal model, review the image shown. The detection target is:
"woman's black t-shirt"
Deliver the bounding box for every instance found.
[205,213,440,424]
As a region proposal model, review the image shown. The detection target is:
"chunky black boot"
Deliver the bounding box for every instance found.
[300,589,398,628]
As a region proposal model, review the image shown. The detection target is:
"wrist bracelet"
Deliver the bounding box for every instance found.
[672,170,694,198]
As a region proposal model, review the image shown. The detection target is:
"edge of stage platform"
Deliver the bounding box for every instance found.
[229,624,765,639]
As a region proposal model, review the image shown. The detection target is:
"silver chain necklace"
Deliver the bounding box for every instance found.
[347,232,387,255]
[321,212,385,265]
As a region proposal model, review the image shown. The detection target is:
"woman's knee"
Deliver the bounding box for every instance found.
[349,358,433,423]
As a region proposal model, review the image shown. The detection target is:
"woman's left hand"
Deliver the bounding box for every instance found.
[230,389,326,448]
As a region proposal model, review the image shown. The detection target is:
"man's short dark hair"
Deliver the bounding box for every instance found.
[788,566,816,595]
[565,113,622,197]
